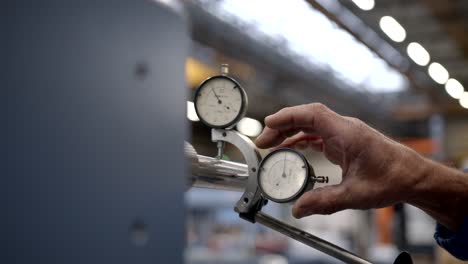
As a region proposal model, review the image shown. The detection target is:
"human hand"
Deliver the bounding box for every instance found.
[255,103,426,219]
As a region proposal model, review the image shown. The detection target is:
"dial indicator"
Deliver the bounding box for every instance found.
[258,148,315,203]
[194,75,247,128]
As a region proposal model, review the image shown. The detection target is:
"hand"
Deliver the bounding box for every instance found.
[255,103,428,219]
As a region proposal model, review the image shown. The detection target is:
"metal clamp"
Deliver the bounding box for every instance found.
[211,129,264,216]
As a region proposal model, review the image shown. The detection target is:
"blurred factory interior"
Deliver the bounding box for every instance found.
[181,0,468,264]
[5,0,467,264]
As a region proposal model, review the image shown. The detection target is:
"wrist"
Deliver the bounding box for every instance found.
[385,143,430,205]
[401,150,436,205]
[404,155,468,231]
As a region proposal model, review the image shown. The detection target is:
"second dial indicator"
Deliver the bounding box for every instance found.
[258,148,321,203]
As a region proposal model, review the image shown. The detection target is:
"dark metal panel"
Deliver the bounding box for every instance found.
[5,1,187,263]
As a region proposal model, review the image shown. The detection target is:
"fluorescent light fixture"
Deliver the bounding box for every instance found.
[187,101,200,122]
[351,0,375,10]
[445,79,465,99]
[460,92,468,109]
[407,42,430,66]
[428,62,449,84]
[236,117,263,137]
[379,16,406,42]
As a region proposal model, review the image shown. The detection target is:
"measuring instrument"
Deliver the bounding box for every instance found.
[189,64,412,264]
[194,64,247,129]
[258,148,328,203]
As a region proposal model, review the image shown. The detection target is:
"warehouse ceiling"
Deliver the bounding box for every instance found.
[346,0,468,81]
[182,0,467,136]
[336,0,468,116]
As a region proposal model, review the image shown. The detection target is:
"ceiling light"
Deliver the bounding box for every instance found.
[379,16,406,42]
[445,79,465,99]
[460,92,468,109]
[407,42,430,66]
[351,0,375,11]
[187,101,199,122]
[428,63,449,84]
[236,117,263,137]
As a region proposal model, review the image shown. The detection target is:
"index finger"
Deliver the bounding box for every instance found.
[256,103,343,148]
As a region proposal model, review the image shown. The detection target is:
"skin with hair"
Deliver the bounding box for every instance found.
[255,103,468,231]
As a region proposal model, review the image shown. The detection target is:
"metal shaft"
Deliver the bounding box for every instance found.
[191,154,249,191]
[255,212,373,264]
[186,142,248,191]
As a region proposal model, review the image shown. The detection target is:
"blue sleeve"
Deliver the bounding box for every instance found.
[434,217,468,260]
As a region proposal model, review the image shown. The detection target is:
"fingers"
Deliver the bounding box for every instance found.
[256,103,344,149]
[255,126,305,149]
[277,132,323,152]
[265,103,339,133]
[292,185,351,218]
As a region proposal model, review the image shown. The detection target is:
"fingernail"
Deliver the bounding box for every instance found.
[255,139,265,148]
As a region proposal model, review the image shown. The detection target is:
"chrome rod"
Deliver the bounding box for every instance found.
[255,212,373,264]
[186,142,248,192]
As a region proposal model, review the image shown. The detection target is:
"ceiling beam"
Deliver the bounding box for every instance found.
[418,0,468,60]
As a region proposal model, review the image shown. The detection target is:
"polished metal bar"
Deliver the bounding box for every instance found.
[186,142,248,192]
[191,155,248,191]
[255,212,373,264]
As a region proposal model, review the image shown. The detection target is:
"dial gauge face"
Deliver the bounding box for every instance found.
[194,76,246,128]
[258,148,309,203]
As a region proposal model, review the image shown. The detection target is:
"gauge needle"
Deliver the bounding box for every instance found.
[282,153,287,178]
[210,88,222,104]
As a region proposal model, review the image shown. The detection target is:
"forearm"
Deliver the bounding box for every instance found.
[405,154,468,231]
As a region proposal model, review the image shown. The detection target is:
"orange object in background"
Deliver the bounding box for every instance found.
[376,207,395,244]
[399,138,437,156]
[186,57,217,88]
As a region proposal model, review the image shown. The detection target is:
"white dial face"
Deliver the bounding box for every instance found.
[259,150,308,202]
[195,77,244,127]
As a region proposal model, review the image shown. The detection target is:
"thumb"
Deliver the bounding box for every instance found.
[292,185,350,218]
